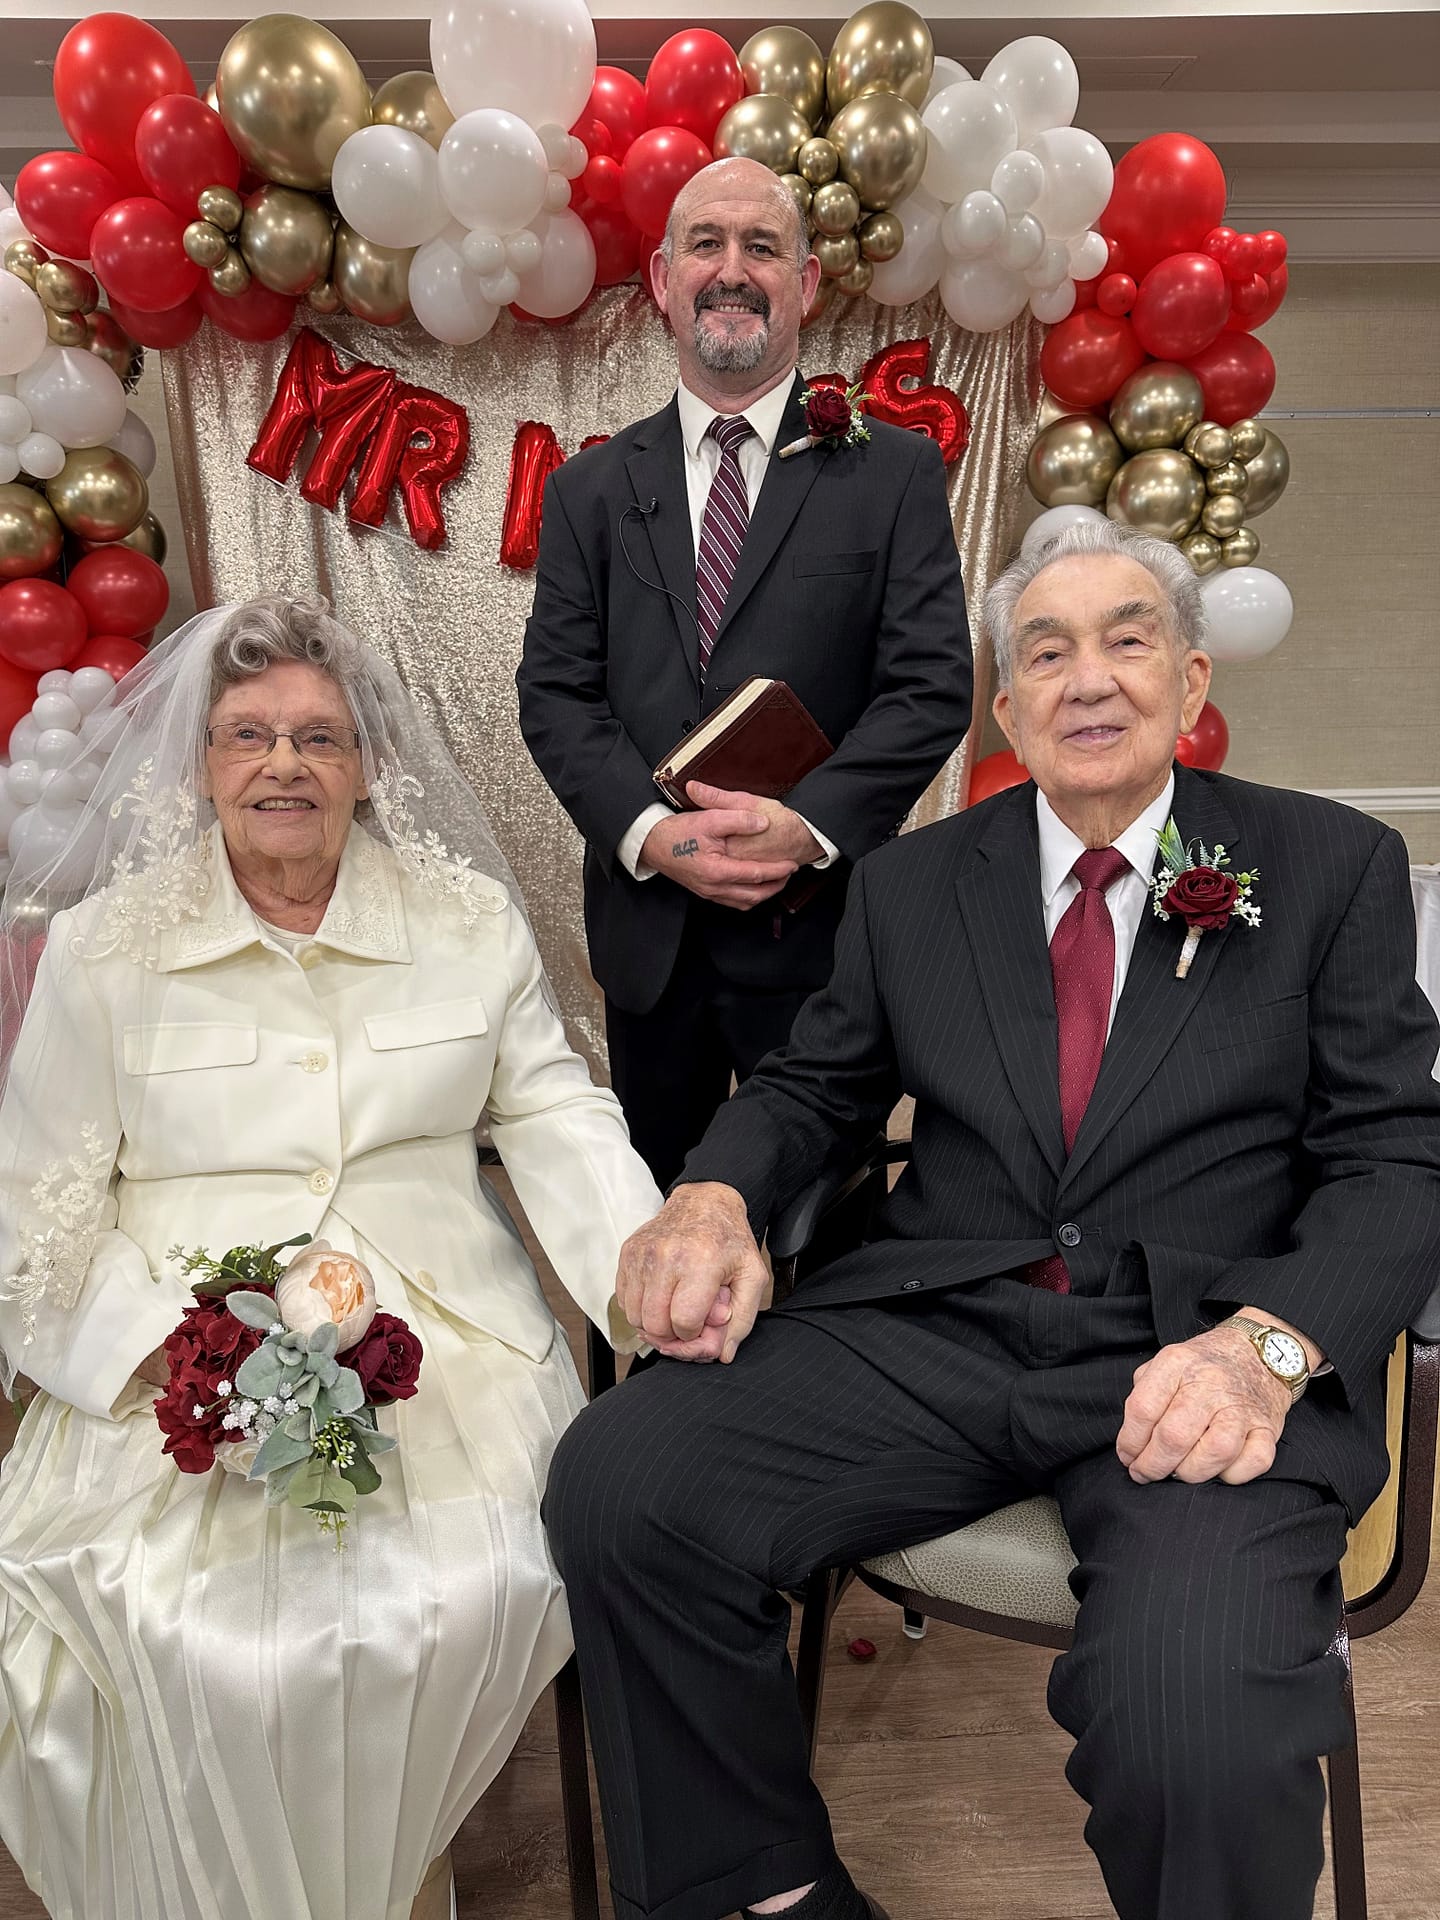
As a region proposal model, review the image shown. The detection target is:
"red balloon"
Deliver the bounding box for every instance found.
[15,151,122,261]
[1131,251,1230,361]
[1254,230,1287,276]
[1098,133,1228,283]
[105,290,204,348]
[0,580,88,672]
[1039,310,1146,411]
[90,196,201,312]
[1071,274,1098,312]
[70,633,148,681]
[967,750,1029,805]
[1096,272,1136,317]
[0,657,42,744]
[575,67,648,160]
[66,548,169,638]
[1183,331,1276,425]
[582,154,623,207]
[52,13,195,196]
[135,94,241,219]
[576,193,644,287]
[620,126,713,242]
[644,30,745,144]
[1227,263,1287,335]
[199,276,297,343]
[1226,232,1260,284]
[1202,226,1237,268]
[1176,701,1228,771]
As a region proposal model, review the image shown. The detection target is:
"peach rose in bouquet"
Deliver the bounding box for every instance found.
[274,1241,377,1353]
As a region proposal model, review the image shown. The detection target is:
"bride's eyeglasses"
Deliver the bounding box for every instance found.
[205,721,361,763]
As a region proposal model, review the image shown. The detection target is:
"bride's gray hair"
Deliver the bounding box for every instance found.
[208,594,369,706]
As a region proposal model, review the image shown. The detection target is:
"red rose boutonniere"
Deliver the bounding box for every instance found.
[779,382,871,459]
[1151,817,1260,978]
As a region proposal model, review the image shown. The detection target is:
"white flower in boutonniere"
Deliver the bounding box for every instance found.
[1150,818,1260,979]
[778,381,872,459]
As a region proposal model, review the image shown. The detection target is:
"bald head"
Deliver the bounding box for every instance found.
[661,158,808,271]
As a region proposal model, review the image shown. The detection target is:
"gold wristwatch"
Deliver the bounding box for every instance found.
[1225,1316,1310,1402]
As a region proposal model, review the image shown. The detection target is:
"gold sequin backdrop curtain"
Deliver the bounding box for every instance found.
[162,289,1041,1071]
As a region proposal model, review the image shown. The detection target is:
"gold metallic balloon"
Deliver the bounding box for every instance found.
[82,510,168,567]
[239,184,335,296]
[1183,421,1233,470]
[1036,389,1076,433]
[184,219,231,269]
[1106,450,1206,542]
[800,274,836,329]
[306,279,342,315]
[45,309,88,347]
[779,174,813,219]
[1205,460,1250,498]
[209,249,252,296]
[85,310,134,381]
[332,224,413,327]
[713,95,811,175]
[827,2,934,113]
[837,256,874,296]
[739,27,827,125]
[828,93,926,212]
[1180,531,1221,576]
[216,12,372,192]
[1220,527,1259,568]
[1240,429,1290,517]
[1026,414,1124,508]
[810,180,861,238]
[1108,362,1205,453]
[34,260,98,315]
[1200,493,1246,539]
[45,447,148,543]
[812,232,860,279]
[198,185,244,233]
[797,137,840,187]
[0,482,64,582]
[858,210,904,263]
[4,240,46,290]
[1228,417,1265,462]
[372,70,454,151]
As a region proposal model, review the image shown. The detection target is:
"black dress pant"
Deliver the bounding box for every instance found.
[544,1279,1352,1920]
[605,918,813,1191]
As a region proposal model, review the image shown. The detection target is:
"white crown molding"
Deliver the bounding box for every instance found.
[1308,789,1440,816]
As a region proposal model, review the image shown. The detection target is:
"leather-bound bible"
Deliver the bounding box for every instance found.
[652,677,833,810]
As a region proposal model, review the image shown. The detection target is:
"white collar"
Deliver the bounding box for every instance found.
[1036,773,1176,910]
[675,371,797,461]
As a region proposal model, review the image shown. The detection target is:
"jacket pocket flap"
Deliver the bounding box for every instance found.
[364,998,490,1051]
[123,1023,258,1075]
[1197,991,1307,1052]
[793,549,878,577]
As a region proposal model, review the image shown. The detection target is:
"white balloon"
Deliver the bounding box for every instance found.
[0,394,30,443]
[0,445,17,485]
[0,375,15,396]
[1020,504,1108,559]
[407,226,500,346]
[536,122,572,169]
[0,186,10,211]
[0,274,48,379]
[34,727,80,768]
[982,37,1080,144]
[990,149,1045,216]
[866,187,944,306]
[997,213,1045,272]
[561,135,588,181]
[0,208,30,255]
[923,57,972,108]
[6,759,42,806]
[68,666,116,713]
[1199,568,1294,662]
[543,172,572,213]
[504,229,543,273]
[332,124,449,252]
[1025,239,1071,291]
[18,431,65,480]
[476,266,521,306]
[107,409,156,478]
[31,692,82,733]
[7,717,38,759]
[461,231,506,274]
[1067,229,1109,280]
[1027,128,1114,241]
[439,110,549,236]
[921,83,1017,206]
[512,209,595,320]
[37,671,73,693]
[16,345,128,449]
[8,804,75,880]
[940,256,1030,333]
[1029,280,1077,324]
[0,784,16,847]
[40,769,83,812]
[80,705,125,750]
[68,756,103,800]
[940,190,1006,260]
[431,0,597,133]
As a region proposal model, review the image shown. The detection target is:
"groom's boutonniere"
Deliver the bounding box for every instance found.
[778,382,871,459]
[1151,817,1260,978]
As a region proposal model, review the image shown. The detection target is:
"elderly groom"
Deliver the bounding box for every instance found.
[545,521,1440,1920]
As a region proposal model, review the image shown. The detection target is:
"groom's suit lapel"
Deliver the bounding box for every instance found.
[624,397,700,686]
[709,375,824,649]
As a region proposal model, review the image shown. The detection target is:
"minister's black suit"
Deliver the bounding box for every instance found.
[546,767,1440,1920]
[517,372,970,1182]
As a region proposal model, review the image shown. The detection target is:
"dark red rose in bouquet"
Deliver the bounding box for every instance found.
[153,1286,273,1474]
[804,386,853,439]
[348,1311,423,1405]
[1163,866,1239,932]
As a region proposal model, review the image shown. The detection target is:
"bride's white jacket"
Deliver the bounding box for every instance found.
[0,822,661,1419]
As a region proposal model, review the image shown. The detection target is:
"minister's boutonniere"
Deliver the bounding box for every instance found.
[778,381,871,458]
[1150,817,1260,978]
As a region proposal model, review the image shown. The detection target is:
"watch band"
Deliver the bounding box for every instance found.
[1226,1315,1309,1401]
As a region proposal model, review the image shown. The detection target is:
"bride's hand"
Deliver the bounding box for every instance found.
[132,1348,169,1390]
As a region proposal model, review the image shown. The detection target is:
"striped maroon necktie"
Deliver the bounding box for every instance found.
[1028,846,1131,1294]
[695,415,754,677]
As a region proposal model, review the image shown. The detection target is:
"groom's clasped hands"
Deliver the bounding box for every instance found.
[616,1183,766,1364]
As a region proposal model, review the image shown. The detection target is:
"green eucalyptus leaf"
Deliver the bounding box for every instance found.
[226,1291,282,1329]
[341,1452,382,1497]
[355,1426,397,1456]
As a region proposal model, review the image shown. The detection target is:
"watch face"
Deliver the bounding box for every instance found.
[1261,1330,1307,1380]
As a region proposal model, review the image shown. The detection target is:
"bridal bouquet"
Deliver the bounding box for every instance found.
[154,1235,423,1544]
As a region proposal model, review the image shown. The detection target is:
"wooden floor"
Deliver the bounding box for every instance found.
[1,1185,1437,1919]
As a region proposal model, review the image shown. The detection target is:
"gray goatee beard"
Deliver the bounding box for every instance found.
[692,293,769,373]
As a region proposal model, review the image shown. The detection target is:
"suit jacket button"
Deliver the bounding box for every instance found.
[1057,1222,1082,1249]
[901,1279,922,1291]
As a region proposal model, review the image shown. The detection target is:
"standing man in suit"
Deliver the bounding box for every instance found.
[545,520,1440,1920]
[517,157,970,1187]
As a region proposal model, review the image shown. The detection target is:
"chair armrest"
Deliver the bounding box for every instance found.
[768,1133,890,1264]
[1411,1280,1440,1344]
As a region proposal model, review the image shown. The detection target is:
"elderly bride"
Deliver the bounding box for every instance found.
[0,596,664,1920]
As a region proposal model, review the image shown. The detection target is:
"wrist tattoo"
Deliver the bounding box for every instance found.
[673,837,699,859]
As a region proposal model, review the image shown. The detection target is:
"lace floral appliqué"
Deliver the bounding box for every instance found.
[79,760,212,966]
[370,767,506,928]
[0,1122,114,1343]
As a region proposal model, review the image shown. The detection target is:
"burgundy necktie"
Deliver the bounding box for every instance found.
[695,415,753,677]
[1028,846,1131,1294]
